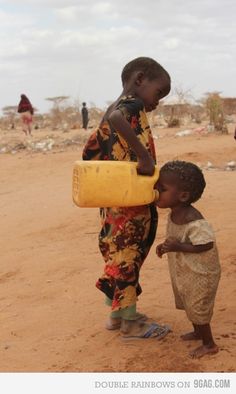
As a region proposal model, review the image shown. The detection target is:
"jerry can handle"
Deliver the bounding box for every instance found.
[135,165,159,182]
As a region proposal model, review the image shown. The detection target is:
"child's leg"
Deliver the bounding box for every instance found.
[181,323,202,341]
[100,205,158,334]
[22,126,27,135]
[28,120,32,135]
[21,115,28,135]
[121,311,149,336]
[104,297,169,339]
[120,304,149,336]
[189,323,219,358]
[106,298,161,340]
[105,297,122,330]
[105,298,147,330]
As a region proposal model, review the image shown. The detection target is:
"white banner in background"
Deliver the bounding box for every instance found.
[0,373,235,394]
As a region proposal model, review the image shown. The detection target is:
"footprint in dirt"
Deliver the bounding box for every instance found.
[0,270,20,284]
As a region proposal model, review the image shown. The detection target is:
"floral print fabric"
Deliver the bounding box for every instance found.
[82,96,157,311]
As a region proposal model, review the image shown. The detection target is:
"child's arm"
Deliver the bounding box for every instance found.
[108,110,155,175]
[160,237,214,254]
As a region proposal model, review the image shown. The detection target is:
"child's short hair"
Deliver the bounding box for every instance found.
[160,160,206,204]
[121,57,170,85]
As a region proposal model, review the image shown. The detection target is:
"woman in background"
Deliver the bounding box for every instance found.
[17,94,34,136]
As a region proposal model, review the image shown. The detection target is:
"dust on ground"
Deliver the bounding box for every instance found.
[0,124,235,372]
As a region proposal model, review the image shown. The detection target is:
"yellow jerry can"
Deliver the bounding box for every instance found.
[72,160,159,207]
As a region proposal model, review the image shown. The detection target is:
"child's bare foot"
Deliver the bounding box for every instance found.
[105,313,147,330]
[181,331,202,341]
[121,320,150,336]
[189,344,219,359]
[105,317,121,330]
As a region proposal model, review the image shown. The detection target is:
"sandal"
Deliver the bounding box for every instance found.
[122,323,171,340]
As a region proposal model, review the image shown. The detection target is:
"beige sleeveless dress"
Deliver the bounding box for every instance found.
[166,215,221,325]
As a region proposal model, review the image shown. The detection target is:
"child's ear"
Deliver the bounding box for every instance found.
[179,191,190,203]
[135,72,145,86]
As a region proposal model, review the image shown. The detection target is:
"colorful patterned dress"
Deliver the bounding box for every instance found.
[82,96,158,311]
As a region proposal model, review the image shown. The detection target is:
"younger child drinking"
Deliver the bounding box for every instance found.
[156,160,221,357]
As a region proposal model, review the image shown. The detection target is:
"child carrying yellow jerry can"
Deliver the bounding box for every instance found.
[72,161,159,207]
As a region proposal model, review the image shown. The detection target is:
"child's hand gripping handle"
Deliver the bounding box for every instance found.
[136,165,159,203]
[137,155,155,176]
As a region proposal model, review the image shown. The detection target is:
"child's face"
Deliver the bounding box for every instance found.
[136,76,170,112]
[156,173,187,208]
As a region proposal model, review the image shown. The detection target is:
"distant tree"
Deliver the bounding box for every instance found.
[44,96,104,130]
[2,106,18,129]
[45,96,70,107]
[174,86,193,105]
[166,86,193,127]
[45,96,70,129]
[88,106,104,127]
[203,92,228,133]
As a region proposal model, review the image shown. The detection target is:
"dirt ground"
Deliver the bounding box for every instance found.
[0,125,235,372]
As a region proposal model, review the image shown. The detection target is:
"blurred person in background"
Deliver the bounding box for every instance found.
[17,94,34,136]
[81,102,89,129]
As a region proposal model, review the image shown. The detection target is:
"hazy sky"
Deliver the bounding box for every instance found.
[0,0,235,113]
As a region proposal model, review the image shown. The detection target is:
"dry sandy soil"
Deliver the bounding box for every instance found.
[0,125,235,372]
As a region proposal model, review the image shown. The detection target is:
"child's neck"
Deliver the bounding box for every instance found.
[170,204,203,225]
[107,87,138,113]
